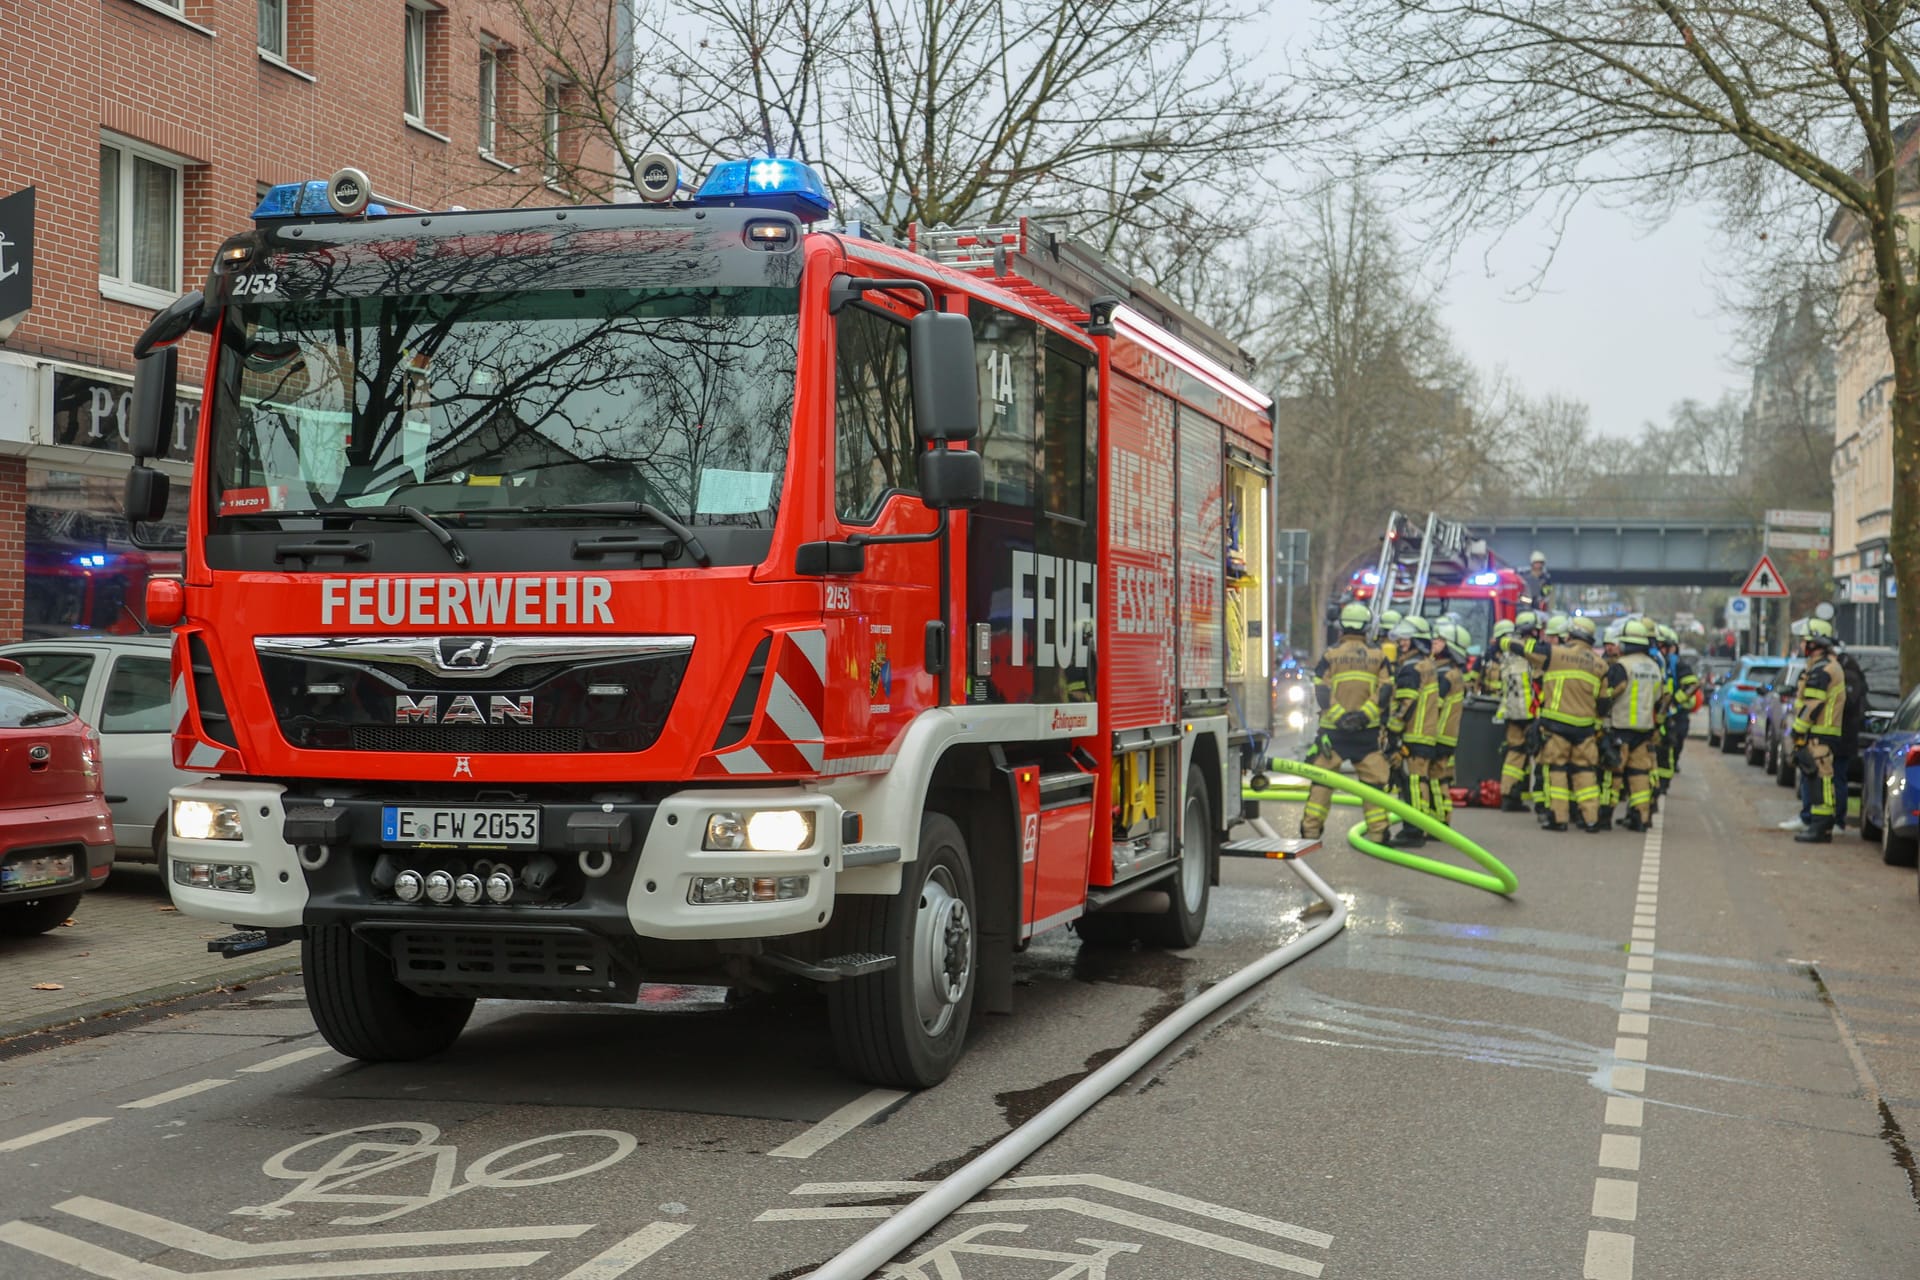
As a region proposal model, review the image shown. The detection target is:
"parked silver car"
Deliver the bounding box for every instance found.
[0,635,188,865]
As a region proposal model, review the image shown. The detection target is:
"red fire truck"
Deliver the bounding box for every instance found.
[1340,511,1524,654]
[122,162,1275,1087]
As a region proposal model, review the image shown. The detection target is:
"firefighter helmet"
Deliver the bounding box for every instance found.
[1338,602,1372,631]
[1491,619,1515,642]
[1621,618,1654,648]
[1804,617,1837,649]
[1514,610,1539,635]
[1545,613,1570,637]
[1568,615,1598,642]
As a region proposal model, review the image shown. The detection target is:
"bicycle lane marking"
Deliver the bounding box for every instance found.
[768,1089,909,1159]
[0,1117,111,1153]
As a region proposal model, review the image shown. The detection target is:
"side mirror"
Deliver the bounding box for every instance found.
[124,465,171,525]
[133,290,207,359]
[917,445,982,510]
[909,310,978,443]
[128,347,179,460]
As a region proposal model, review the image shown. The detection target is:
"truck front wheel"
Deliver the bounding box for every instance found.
[304,925,473,1061]
[828,812,977,1088]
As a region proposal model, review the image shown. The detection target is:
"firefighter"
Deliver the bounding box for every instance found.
[1491,614,1540,811]
[1595,620,1627,828]
[1385,616,1445,846]
[1376,608,1404,664]
[1663,624,1698,778]
[1789,618,1847,843]
[1522,551,1554,611]
[1532,613,1571,820]
[1299,602,1393,844]
[1603,619,1668,832]
[1431,621,1471,825]
[1528,614,1613,832]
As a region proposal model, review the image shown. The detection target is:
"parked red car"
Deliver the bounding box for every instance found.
[1,657,114,935]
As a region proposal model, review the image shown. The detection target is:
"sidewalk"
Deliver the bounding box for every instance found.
[0,863,300,1040]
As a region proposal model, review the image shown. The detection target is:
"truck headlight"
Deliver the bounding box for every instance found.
[173,798,244,841]
[1286,684,1308,704]
[1287,710,1309,731]
[704,809,816,852]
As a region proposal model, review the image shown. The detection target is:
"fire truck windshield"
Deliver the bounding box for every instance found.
[207,285,799,528]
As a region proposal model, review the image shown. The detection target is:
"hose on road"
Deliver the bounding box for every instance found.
[801,834,1349,1280]
[1249,758,1519,898]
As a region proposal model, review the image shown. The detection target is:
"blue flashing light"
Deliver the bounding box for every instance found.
[252,180,333,221]
[693,157,832,222]
[71,553,115,569]
[1471,571,1501,586]
[1360,571,1380,586]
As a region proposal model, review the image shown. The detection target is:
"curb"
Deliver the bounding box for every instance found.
[0,955,303,1044]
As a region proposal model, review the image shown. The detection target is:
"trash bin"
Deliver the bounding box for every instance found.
[1453,696,1504,795]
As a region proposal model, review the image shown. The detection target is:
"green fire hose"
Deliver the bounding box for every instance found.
[1245,758,1518,897]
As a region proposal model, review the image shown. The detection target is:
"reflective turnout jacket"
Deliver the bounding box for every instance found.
[1392,655,1452,746]
[1436,658,1467,747]
[1605,651,1667,734]
[1528,638,1611,731]
[1313,635,1391,731]
[1791,653,1846,738]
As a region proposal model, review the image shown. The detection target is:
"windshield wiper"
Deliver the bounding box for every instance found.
[18,709,73,727]
[486,503,711,567]
[271,505,471,569]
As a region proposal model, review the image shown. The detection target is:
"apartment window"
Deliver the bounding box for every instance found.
[478,44,499,155]
[258,0,286,58]
[99,139,182,306]
[542,79,562,184]
[404,3,429,122]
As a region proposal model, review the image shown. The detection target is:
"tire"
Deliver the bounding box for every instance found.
[827,812,977,1088]
[1883,818,1918,868]
[0,892,82,937]
[1744,730,1764,766]
[1137,764,1213,949]
[1776,753,1797,789]
[1719,723,1740,754]
[152,819,168,873]
[303,924,473,1061]
[1707,728,1721,749]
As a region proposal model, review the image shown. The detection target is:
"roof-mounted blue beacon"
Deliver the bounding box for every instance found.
[252,167,388,224]
[692,157,833,222]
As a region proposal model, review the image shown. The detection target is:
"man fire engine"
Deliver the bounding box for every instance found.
[121,162,1275,1088]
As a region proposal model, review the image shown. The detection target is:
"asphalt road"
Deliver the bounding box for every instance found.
[1,742,1916,1280]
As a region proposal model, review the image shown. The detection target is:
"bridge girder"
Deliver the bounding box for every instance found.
[1480,517,1762,587]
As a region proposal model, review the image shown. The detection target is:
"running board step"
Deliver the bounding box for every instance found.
[758,951,897,982]
[207,928,302,958]
[1220,836,1322,860]
[841,843,902,868]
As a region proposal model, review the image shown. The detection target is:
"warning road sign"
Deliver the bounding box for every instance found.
[1741,555,1790,597]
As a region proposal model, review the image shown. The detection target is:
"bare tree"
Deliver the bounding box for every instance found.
[1265,184,1500,648]
[1310,1,1920,679]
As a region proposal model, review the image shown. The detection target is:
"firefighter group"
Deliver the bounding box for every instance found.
[1299,593,1708,847]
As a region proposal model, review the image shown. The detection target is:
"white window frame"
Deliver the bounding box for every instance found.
[258,0,286,59]
[478,40,500,158]
[98,134,185,312]
[542,77,564,188]
[404,1,430,125]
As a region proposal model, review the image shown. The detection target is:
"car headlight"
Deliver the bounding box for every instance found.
[1286,684,1308,704]
[173,798,244,841]
[704,809,816,852]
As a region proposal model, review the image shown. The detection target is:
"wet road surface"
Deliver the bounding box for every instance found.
[2,744,1917,1279]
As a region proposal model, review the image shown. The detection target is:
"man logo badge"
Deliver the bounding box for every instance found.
[438,638,495,670]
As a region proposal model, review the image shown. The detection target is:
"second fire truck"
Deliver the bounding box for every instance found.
[127,160,1277,1087]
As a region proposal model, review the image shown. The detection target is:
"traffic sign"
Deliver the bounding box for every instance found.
[1741,555,1790,597]
[1767,530,1831,552]
[1765,508,1831,530]
[1726,596,1752,630]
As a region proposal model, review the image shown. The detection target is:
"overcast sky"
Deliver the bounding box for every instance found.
[1264,3,1751,440]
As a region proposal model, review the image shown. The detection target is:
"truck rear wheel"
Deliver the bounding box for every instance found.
[828,812,977,1088]
[1137,764,1213,949]
[304,924,473,1061]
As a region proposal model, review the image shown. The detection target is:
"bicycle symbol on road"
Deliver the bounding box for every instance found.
[880,1224,1141,1280]
[233,1121,637,1225]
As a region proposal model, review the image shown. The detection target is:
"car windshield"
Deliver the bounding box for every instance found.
[208,286,799,527]
[1420,597,1492,652]
[1739,659,1785,682]
[1849,649,1904,710]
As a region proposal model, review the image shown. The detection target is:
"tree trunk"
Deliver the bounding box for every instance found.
[1885,303,1920,687]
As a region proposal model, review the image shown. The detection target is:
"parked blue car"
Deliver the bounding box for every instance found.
[1859,681,1920,870]
[1706,655,1788,753]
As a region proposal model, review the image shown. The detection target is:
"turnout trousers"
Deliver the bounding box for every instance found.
[1618,729,1657,821]
[1302,730,1391,841]
[1538,724,1601,825]
[1501,721,1532,800]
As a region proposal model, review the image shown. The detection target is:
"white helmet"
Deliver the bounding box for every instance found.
[1530,549,1546,564]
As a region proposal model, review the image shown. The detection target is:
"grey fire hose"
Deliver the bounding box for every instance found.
[803,816,1347,1279]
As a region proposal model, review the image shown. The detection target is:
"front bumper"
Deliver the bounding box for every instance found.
[164,780,846,941]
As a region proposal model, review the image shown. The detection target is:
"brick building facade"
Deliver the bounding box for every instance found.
[0,0,617,641]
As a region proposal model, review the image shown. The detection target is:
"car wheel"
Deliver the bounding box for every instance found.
[0,892,83,937]
[1744,731,1764,766]
[1707,727,1721,748]
[1883,817,1918,868]
[1776,752,1798,789]
[1719,722,1740,753]
[827,811,978,1088]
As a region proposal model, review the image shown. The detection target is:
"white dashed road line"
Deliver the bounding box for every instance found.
[767,1088,909,1159]
[0,1118,112,1154]
[1585,819,1661,1278]
[556,1223,695,1279]
[238,1046,333,1074]
[120,1079,232,1110]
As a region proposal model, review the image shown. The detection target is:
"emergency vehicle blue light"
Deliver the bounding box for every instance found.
[692,158,832,221]
[252,181,332,220]
[71,553,114,569]
[1471,572,1500,586]
[1360,572,1380,585]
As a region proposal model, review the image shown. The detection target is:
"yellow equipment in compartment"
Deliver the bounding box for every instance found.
[1114,748,1157,835]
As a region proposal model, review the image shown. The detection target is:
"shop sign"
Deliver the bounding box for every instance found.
[0,186,32,330]
[49,367,199,463]
[1848,572,1882,604]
